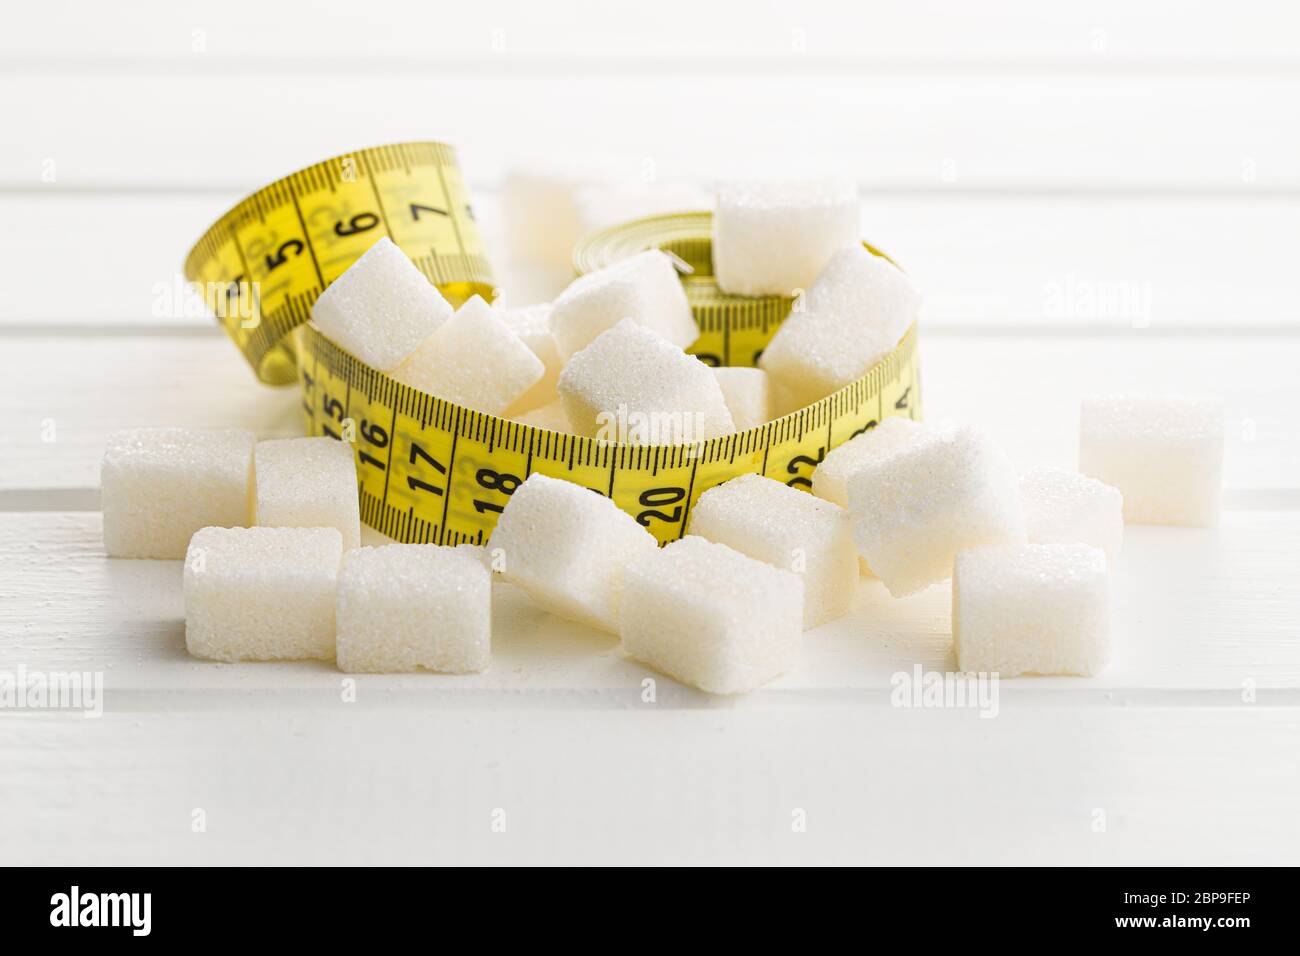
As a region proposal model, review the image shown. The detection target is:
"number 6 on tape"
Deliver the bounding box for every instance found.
[184,141,492,385]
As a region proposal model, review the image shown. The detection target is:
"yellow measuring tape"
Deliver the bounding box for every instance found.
[185,142,492,385]
[186,144,920,546]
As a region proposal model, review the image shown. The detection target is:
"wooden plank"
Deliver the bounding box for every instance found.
[0,335,301,503]
[2,511,1298,695]
[4,192,1298,331]
[2,334,1295,496]
[3,73,1297,189]
[869,195,1300,330]
[6,0,1299,65]
[921,335,1300,491]
[2,704,1297,865]
[0,193,234,327]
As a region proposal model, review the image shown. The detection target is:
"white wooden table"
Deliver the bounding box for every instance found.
[2,1,1298,865]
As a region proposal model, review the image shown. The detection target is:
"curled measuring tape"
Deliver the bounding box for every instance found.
[187,146,920,546]
[184,142,492,384]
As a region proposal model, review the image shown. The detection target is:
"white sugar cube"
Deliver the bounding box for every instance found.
[1020,465,1124,560]
[513,400,573,434]
[766,378,809,421]
[954,543,1111,677]
[557,319,735,443]
[847,426,1025,597]
[498,158,626,270]
[487,473,658,633]
[184,526,342,662]
[499,302,562,412]
[336,544,490,674]
[712,367,772,431]
[621,536,803,694]
[713,178,859,297]
[453,542,493,571]
[760,247,920,410]
[813,417,930,507]
[1079,395,1224,527]
[688,474,855,628]
[310,236,453,371]
[254,437,361,549]
[392,295,544,416]
[804,244,918,319]
[550,250,699,360]
[101,427,254,559]
[500,166,598,270]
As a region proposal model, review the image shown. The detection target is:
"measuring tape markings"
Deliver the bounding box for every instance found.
[187,146,920,547]
[185,142,492,384]
[295,318,917,547]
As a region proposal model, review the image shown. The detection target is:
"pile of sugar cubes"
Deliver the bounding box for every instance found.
[100,178,1225,690]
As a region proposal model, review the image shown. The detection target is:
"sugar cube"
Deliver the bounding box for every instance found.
[557,319,735,443]
[549,250,699,360]
[847,426,1025,597]
[254,437,361,549]
[766,377,809,421]
[813,417,930,507]
[513,400,573,434]
[101,427,255,559]
[453,542,493,571]
[688,473,856,628]
[760,247,920,410]
[804,244,918,320]
[487,473,658,633]
[712,367,772,432]
[498,158,627,270]
[713,178,859,297]
[953,543,1110,677]
[336,544,491,674]
[500,166,598,270]
[184,526,342,662]
[1020,465,1124,560]
[621,536,803,694]
[499,302,562,413]
[392,295,544,416]
[310,237,453,371]
[1079,395,1223,527]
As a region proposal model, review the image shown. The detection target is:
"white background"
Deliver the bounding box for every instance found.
[1,1,1298,864]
